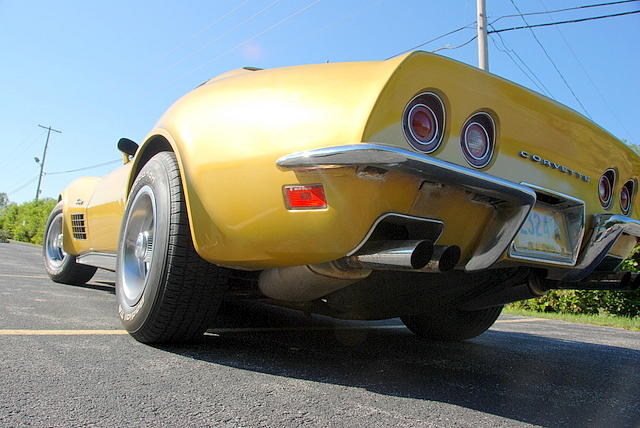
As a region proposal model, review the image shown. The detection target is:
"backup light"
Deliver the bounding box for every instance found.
[460,112,495,168]
[284,185,327,210]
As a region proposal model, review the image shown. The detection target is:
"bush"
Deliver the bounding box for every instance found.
[0,199,57,245]
[509,289,640,318]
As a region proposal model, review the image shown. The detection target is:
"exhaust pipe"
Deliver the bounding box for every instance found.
[419,245,461,272]
[341,240,434,270]
[549,271,638,291]
[258,262,371,302]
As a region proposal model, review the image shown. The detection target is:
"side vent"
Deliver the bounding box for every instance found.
[71,213,87,240]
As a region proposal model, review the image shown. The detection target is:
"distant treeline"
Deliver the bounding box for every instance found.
[0,195,57,245]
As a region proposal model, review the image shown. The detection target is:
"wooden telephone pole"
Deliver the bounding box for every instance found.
[35,124,62,201]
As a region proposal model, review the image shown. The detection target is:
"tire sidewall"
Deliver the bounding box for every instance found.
[43,202,73,277]
[116,156,172,333]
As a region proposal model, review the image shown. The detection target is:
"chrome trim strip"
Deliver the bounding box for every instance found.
[509,183,586,266]
[277,144,537,271]
[555,214,640,281]
[77,252,117,271]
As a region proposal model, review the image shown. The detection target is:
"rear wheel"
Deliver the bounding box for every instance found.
[401,305,503,342]
[116,151,228,344]
[42,202,97,285]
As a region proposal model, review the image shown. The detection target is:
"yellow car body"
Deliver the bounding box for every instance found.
[59,51,638,277]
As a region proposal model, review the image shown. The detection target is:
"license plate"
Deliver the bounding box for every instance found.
[512,206,572,261]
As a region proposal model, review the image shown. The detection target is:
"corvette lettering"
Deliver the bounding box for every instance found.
[519,151,590,182]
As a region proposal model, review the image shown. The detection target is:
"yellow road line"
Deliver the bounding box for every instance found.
[0,273,48,279]
[0,329,128,335]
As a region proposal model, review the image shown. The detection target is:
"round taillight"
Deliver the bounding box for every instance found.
[461,113,495,168]
[402,92,445,153]
[620,185,630,213]
[620,179,634,215]
[464,123,489,159]
[598,174,612,207]
[409,105,437,143]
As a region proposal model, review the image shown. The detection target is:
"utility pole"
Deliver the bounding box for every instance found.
[35,124,62,201]
[477,0,489,71]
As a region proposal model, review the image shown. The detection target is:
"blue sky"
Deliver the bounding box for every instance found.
[1,0,638,203]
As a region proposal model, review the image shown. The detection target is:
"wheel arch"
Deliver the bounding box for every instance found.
[126,129,210,260]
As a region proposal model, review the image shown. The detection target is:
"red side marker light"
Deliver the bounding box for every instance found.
[284,185,327,210]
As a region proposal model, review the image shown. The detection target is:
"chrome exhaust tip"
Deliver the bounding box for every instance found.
[420,245,461,272]
[343,240,434,270]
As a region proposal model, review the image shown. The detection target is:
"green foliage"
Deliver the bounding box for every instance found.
[0,198,57,245]
[509,289,640,318]
[0,192,8,211]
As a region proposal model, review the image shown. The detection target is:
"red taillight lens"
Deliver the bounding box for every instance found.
[284,185,327,210]
[598,174,612,206]
[402,92,445,153]
[464,123,489,159]
[409,105,437,143]
[620,185,630,213]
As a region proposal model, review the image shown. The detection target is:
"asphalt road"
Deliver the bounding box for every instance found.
[0,242,639,427]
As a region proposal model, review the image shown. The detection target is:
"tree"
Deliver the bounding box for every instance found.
[0,193,7,211]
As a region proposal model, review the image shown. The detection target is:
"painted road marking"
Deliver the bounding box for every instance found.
[0,330,129,335]
[0,319,544,335]
[0,274,48,279]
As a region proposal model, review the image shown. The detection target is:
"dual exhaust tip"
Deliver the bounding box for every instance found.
[343,239,461,272]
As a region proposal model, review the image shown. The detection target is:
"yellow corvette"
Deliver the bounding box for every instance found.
[42,51,640,343]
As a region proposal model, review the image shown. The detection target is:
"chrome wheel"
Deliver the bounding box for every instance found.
[120,185,156,306]
[45,213,66,268]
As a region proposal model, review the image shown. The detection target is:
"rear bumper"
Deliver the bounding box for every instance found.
[277,144,640,276]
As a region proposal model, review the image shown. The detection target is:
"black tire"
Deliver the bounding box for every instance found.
[115,151,228,344]
[401,305,503,342]
[42,202,97,285]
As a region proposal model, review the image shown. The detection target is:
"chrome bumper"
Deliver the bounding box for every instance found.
[277,144,640,275]
[277,144,536,271]
[555,214,640,281]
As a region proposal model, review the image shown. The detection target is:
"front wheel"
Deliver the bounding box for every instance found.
[401,305,503,342]
[43,202,97,285]
[116,151,228,344]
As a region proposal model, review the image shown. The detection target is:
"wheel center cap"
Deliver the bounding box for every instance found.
[54,233,64,250]
[134,232,148,260]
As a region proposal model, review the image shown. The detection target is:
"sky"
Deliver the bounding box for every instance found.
[1,0,638,203]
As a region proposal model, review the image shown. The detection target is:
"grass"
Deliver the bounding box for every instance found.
[504,307,640,331]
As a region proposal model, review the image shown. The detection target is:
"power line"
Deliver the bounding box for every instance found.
[536,0,634,141]
[490,0,640,25]
[505,0,592,119]
[489,26,553,97]
[432,35,478,53]
[166,0,286,71]
[45,159,121,176]
[170,0,322,85]
[0,130,41,171]
[7,176,40,195]
[387,21,476,59]
[489,9,640,34]
[158,0,255,62]
[278,0,386,58]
